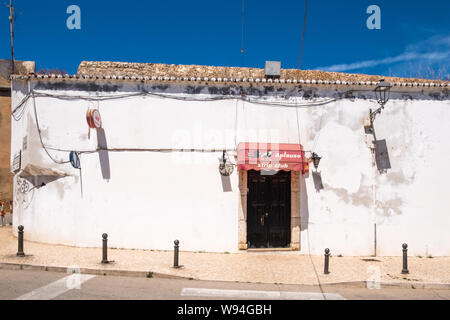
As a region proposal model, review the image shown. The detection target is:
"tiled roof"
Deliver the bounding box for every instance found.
[76,61,448,86]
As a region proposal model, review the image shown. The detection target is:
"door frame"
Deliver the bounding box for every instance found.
[238,170,301,251]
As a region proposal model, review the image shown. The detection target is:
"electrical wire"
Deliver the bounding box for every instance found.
[31,92,71,165]
[15,86,393,165]
[31,87,394,107]
[30,90,339,108]
[13,86,399,123]
[234,99,239,149]
[11,93,32,121]
[78,156,83,198]
[311,104,325,152]
[293,86,326,300]
[245,97,337,108]
[295,102,302,145]
[306,227,327,300]
[24,88,349,163]
[241,0,245,56]
[297,0,308,69]
[45,146,237,155]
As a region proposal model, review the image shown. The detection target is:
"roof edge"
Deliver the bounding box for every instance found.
[10,73,450,90]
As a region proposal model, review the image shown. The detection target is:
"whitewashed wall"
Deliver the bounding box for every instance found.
[10,79,450,255]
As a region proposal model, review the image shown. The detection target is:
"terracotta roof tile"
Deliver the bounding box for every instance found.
[77,61,446,85]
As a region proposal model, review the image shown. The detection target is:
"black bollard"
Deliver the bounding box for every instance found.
[16,225,25,257]
[101,233,109,264]
[173,240,180,268]
[324,248,330,274]
[401,243,409,274]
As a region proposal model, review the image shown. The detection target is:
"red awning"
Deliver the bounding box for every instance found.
[237,142,308,173]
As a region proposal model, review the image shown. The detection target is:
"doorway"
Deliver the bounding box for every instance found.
[247,170,291,248]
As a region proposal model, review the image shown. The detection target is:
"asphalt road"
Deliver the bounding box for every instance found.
[0,269,449,300]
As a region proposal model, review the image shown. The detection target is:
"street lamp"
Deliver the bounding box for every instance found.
[218,151,234,176]
[374,79,392,106]
[311,152,322,171]
[367,79,392,256]
[370,79,392,124]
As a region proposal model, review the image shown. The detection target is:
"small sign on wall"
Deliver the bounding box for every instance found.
[86,109,102,129]
[69,151,80,169]
[12,151,21,173]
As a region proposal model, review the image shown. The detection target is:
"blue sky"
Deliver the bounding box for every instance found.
[2,0,449,79]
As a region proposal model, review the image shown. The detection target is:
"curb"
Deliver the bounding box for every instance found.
[0,262,192,281]
[324,280,450,290]
[1,262,449,290]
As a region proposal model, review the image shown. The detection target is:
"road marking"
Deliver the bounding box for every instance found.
[181,288,346,300]
[14,274,96,300]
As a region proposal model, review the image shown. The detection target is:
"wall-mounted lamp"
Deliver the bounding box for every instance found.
[370,79,392,124]
[374,79,392,106]
[311,152,322,171]
[218,151,234,176]
[306,151,322,171]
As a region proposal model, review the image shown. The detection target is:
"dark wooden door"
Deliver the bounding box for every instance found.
[247,170,291,248]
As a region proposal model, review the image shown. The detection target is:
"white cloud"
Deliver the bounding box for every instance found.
[315,35,450,74]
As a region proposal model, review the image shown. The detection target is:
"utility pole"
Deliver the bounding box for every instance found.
[7,0,15,74]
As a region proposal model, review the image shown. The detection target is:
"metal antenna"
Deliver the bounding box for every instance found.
[6,0,15,74]
[297,0,308,69]
[241,0,245,66]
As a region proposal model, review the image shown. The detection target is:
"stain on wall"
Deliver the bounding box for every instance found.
[377,198,404,217]
[324,175,373,209]
[34,81,120,92]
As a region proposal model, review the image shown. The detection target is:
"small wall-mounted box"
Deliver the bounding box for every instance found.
[265,61,281,78]
[363,115,373,134]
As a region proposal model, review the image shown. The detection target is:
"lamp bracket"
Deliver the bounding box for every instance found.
[370,104,385,124]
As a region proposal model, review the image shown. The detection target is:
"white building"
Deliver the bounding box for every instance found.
[9,61,450,256]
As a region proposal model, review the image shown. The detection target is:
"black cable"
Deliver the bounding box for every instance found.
[241,0,245,54]
[33,91,231,102]
[45,146,237,154]
[306,228,327,300]
[31,93,71,165]
[11,93,32,121]
[16,87,401,165]
[31,90,340,108]
[298,0,308,69]
[13,86,409,124]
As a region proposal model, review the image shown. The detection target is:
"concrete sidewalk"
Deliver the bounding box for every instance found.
[1,226,449,288]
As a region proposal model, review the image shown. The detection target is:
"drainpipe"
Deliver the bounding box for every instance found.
[374,223,377,257]
[365,117,378,257]
[372,148,377,257]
